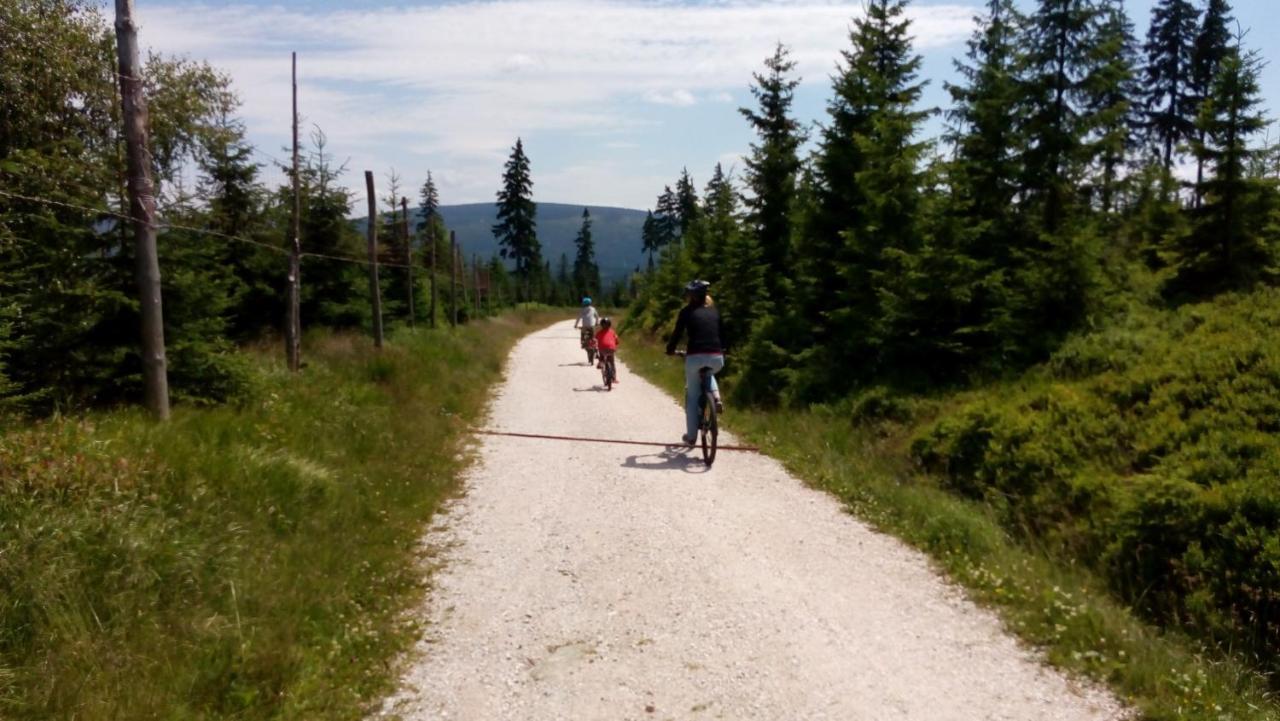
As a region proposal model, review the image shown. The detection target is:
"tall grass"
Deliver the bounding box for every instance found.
[0,312,559,719]
[624,331,1279,721]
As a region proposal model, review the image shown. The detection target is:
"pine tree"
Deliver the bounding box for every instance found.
[806,0,931,391]
[945,0,1024,241]
[299,128,364,327]
[197,110,276,339]
[1085,0,1141,214]
[706,167,768,347]
[1143,0,1201,170]
[493,138,541,299]
[641,210,659,270]
[1021,0,1106,232]
[572,208,600,299]
[1190,0,1234,201]
[675,168,700,235]
[417,170,444,236]
[1173,44,1276,293]
[654,185,680,248]
[740,43,806,304]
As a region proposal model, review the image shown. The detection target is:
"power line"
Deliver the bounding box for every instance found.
[0,188,419,269]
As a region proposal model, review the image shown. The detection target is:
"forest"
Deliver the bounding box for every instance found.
[628,0,1280,692]
[0,0,610,414]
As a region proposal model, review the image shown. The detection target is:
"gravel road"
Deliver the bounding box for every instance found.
[378,320,1125,721]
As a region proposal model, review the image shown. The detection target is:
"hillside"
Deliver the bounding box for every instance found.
[418,202,648,283]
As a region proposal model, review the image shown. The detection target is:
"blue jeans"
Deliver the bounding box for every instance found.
[684,354,724,440]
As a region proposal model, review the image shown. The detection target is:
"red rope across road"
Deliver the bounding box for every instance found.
[470,429,760,453]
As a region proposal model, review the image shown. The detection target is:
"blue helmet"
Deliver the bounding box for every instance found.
[582,297,593,306]
[684,279,710,293]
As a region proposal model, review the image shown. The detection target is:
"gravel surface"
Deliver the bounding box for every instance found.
[378,320,1126,721]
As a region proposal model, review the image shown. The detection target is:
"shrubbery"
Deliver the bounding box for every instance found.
[911,287,1280,671]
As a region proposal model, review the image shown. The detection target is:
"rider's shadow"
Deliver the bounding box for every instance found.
[572,385,608,392]
[622,448,708,473]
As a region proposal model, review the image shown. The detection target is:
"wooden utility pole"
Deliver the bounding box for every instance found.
[429,230,437,329]
[285,51,302,372]
[114,0,170,420]
[449,230,458,327]
[400,196,414,328]
[365,171,384,348]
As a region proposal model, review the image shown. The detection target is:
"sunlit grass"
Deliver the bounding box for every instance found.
[0,311,560,719]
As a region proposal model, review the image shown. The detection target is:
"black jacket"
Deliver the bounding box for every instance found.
[666,304,725,355]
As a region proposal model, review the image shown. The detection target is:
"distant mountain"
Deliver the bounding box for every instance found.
[413,202,648,283]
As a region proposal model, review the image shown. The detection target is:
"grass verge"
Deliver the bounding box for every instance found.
[622,335,1278,721]
[0,310,560,719]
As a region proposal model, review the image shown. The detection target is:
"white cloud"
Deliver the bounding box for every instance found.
[644,88,698,106]
[138,0,975,207]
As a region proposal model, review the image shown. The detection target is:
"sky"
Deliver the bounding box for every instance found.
[133,0,1280,211]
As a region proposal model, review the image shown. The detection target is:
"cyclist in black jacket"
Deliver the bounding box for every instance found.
[665,280,725,446]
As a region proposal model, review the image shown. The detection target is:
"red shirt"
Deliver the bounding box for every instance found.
[595,327,619,351]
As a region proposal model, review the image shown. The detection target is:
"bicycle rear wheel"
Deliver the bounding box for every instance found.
[700,393,718,466]
[603,357,613,390]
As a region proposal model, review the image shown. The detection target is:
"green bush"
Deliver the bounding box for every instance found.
[912,287,1280,672]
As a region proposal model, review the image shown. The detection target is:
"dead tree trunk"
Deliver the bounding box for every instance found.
[365,171,384,348]
[286,51,302,372]
[114,0,170,420]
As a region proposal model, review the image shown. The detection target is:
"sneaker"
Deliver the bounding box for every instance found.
[681,434,696,447]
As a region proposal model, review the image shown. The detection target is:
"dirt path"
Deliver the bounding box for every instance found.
[379,320,1124,721]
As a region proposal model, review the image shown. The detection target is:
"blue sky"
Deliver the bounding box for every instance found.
[137,0,1280,210]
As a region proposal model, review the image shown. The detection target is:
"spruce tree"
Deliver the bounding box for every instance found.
[945,0,1024,240]
[1085,0,1141,214]
[807,0,930,390]
[1021,0,1105,232]
[298,129,363,327]
[1190,0,1234,201]
[707,168,768,347]
[572,208,600,299]
[675,168,700,235]
[1173,44,1275,293]
[493,138,541,298]
[641,210,659,270]
[417,170,444,235]
[740,42,805,303]
[654,185,680,247]
[1143,0,1201,170]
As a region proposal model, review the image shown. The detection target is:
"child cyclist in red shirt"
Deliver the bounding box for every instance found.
[595,317,620,383]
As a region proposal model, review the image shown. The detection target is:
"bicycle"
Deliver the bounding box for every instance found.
[579,327,598,364]
[598,349,617,391]
[673,350,719,467]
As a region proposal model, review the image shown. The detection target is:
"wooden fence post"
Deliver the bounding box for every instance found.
[114,0,170,420]
[365,171,384,348]
[286,51,302,372]
[400,196,414,328]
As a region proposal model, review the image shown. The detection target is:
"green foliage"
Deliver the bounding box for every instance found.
[492,138,541,296]
[912,287,1280,673]
[0,312,558,718]
[1143,0,1201,169]
[571,207,600,300]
